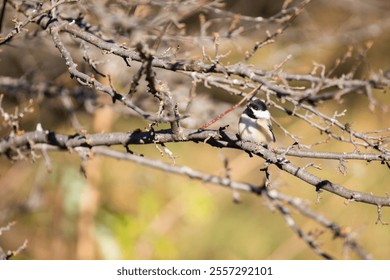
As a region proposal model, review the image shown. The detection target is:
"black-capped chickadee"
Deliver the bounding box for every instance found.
[238,98,276,146]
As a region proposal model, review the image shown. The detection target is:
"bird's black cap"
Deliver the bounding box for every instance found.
[248,98,267,111]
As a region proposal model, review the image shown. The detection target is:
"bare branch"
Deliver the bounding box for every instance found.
[1,128,389,208]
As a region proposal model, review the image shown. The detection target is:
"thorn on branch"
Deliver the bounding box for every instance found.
[108,75,124,103]
[260,160,271,188]
[156,143,176,163]
[375,205,389,225]
[338,159,347,175]
[79,163,87,178]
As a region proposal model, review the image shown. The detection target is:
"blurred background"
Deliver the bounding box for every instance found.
[0,0,389,259]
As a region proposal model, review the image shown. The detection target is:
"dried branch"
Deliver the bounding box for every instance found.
[92,146,370,259]
[1,128,389,208]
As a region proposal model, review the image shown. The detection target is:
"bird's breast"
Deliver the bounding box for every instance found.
[238,115,273,144]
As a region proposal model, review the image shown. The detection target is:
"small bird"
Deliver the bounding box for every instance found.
[238,98,276,146]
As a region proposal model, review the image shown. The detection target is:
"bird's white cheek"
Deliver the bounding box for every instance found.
[252,109,270,119]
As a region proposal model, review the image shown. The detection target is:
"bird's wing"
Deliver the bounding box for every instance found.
[268,121,276,142]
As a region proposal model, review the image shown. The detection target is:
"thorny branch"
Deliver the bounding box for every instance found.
[0,128,389,207]
[0,0,389,259]
[92,145,371,260]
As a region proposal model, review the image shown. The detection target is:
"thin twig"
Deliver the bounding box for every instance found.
[201,85,261,128]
